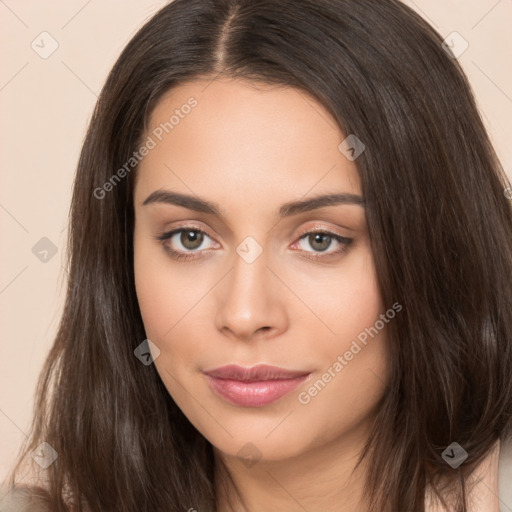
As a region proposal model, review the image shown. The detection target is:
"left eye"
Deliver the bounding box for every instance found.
[294,231,352,257]
[155,227,352,261]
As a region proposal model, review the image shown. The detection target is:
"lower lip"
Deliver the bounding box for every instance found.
[205,374,310,407]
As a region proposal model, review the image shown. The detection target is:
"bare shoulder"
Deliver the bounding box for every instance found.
[426,440,502,512]
[0,484,53,512]
[499,438,512,511]
[468,439,500,512]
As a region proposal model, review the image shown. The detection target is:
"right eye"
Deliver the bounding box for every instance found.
[154,226,219,261]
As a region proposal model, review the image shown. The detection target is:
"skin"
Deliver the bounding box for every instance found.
[427,440,501,512]
[132,77,500,512]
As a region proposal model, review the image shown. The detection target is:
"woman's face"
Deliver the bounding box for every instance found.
[133,77,390,464]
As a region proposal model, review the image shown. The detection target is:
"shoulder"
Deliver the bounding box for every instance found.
[0,484,52,512]
[426,439,510,512]
[499,438,512,510]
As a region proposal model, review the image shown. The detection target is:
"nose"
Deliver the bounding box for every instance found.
[214,247,288,342]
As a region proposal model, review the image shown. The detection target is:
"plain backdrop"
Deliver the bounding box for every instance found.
[1,0,511,507]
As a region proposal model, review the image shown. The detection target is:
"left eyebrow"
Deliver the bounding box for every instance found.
[142,189,365,219]
[278,192,365,217]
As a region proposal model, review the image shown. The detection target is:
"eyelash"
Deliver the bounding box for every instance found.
[154,225,353,262]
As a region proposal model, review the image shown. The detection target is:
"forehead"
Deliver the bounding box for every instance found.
[134,77,362,208]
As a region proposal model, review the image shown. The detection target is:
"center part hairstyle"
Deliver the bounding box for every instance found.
[6,1,512,511]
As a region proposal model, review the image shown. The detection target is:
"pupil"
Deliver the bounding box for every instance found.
[181,230,203,249]
[310,233,330,251]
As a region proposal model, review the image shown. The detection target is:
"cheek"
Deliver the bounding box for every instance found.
[296,301,390,443]
[333,260,384,356]
[133,233,197,340]
[287,242,383,353]
[133,236,194,403]
[291,245,389,415]
[134,251,170,340]
[301,330,390,442]
[133,232,212,394]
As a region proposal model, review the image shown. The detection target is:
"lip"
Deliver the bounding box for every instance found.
[203,364,311,407]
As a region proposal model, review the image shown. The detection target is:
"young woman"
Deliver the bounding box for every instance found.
[3,0,512,511]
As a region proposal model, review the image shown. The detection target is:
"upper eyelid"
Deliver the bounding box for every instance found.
[158,225,216,243]
[159,225,351,251]
[159,224,349,241]
[295,225,350,240]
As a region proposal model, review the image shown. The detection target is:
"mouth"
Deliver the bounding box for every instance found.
[203,364,312,407]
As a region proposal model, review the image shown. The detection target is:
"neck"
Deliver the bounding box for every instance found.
[213,423,385,512]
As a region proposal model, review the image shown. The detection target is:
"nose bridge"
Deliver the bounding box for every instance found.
[214,235,286,339]
[233,239,267,295]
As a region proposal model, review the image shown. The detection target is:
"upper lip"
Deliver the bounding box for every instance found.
[203,364,311,382]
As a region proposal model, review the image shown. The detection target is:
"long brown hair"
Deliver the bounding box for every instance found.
[5,0,512,510]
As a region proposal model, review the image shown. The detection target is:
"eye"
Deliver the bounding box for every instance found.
[292,229,353,260]
[154,226,218,261]
[154,226,353,262]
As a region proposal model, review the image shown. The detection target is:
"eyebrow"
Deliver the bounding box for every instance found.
[142,189,365,219]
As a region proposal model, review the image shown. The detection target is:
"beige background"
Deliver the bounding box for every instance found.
[1,0,511,507]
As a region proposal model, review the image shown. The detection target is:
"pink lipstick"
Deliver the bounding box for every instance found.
[203,364,311,407]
